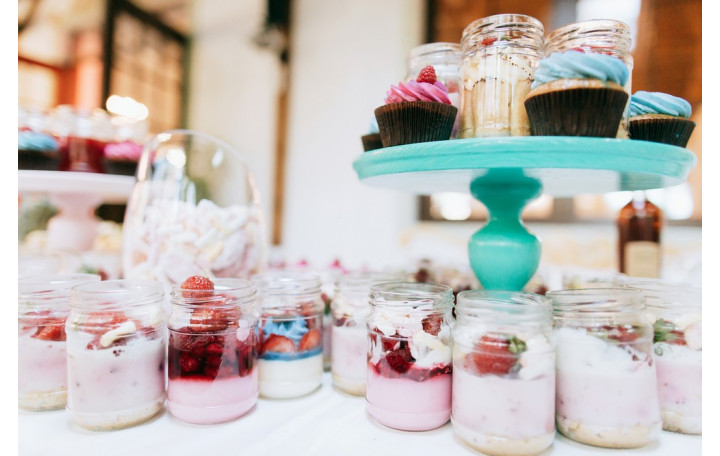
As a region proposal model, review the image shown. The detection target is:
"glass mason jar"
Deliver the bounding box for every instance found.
[406,42,463,138]
[549,288,661,448]
[49,105,115,173]
[459,14,544,138]
[122,130,266,292]
[66,279,166,430]
[330,271,400,396]
[545,19,634,138]
[167,278,259,424]
[366,282,454,431]
[18,273,100,411]
[253,271,325,398]
[452,291,555,456]
[623,279,702,435]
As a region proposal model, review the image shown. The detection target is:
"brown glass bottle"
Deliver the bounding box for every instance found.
[617,192,663,277]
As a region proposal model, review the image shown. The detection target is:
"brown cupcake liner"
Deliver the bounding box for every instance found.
[18,150,60,171]
[629,118,696,147]
[374,101,458,147]
[103,158,139,176]
[361,133,383,152]
[524,88,629,137]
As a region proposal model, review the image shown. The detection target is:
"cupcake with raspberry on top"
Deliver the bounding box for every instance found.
[374,65,458,147]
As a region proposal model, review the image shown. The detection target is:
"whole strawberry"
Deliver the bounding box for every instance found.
[416,65,437,84]
[465,334,526,376]
[180,275,214,299]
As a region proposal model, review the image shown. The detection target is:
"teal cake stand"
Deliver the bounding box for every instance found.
[352,137,697,291]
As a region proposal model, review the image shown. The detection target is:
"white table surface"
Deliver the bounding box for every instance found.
[18,373,701,456]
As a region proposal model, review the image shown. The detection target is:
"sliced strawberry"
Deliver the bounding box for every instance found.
[33,324,66,341]
[82,312,129,335]
[262,334,296,354]
[189,307,230,332]
[299,328,321,351]
[465,335,524,376]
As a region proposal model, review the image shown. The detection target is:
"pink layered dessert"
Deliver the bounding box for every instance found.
[555,326,661,448]
[652,316,702,434]
[451,334,555,456]
[331,322,368,395]
[18,317,67,410]
[365,314,452,431]
[66,314,166,430]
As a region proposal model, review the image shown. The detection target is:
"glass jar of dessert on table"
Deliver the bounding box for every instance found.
[459,14,544,138]
[452,290,555,455]
[330,271,400,396]
[18,273,101,411]
[623,279,702,435]
[366,282,454,431]
[48,105,115,173]
[66,279,166,430]
[253,271,325,398]
[167,276,259,424]
[548,288,661,448]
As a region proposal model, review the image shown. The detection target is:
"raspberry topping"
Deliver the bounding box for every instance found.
[416,65,437,84]
[385,347,414,373]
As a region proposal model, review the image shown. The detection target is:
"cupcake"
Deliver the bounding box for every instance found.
[103,140,143,176]
[18,129,60,171]
[361,116,383,152]
[374,65,458,147]
[628,91,695,147]
[524,51,629,137]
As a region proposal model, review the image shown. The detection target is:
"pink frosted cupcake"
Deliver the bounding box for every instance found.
[374,66,458,147]
[103,141,143,176]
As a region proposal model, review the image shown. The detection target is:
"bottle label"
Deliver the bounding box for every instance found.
[624,241,661,278]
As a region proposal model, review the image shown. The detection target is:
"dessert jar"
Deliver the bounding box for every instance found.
[623,279,701,435]
[366,282,454,431]
[254,271,325,398]
[66,279,166,430]
[18,273,101,411]
[406,42,463,137]
[122,130,265,292]
[330,272,399,396]
[459,14,544,138]
[167,278,259,424]
[545,19,633,138]
[48,105,115,173]
[549,288,661,448]
[452,291,555,456]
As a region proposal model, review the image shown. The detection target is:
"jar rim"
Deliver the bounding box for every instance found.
[369,281,454,309]
[548,288,645,317]
[621,279,701,309]
[71,279,164,310]
[547,18,630,41]
[456,290,551,321]
[253,271,322,296]
[336,271,403,290]
[408,42,462,59]
[19,273,101,300]
[462,13,544,40]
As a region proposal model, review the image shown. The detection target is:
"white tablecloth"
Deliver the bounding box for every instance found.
[18,373,701,456]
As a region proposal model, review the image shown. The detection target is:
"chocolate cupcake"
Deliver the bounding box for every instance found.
[628,91,695,147]
[374,66,458,147]
[524,51,629,137]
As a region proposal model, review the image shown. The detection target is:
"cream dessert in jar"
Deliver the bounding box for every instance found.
[66,280,166,430]
[624,279,702,434]
[18,273,100,411]
[254,272,324,398]
[549,288,661,448]
[459,14,544,138]
[365,282,454,431]
[167,276,259,424]
[452,291,555,456]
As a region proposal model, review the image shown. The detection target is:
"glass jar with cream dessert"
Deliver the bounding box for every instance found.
[549,288,661,448]
[459,14,544,138]
[254,271,324,398]
[452,291,555,456]
[407,42,463,137]
[330,271,400,395]
[167,276,259,424]
[66,279,166,430]
[545,19,633,137]
[623,279,702,435]
[18,273,101,411]
[366,282,454,431]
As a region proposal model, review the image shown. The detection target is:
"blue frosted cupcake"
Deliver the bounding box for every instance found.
[524,51,630,137]
[628,91,695,147]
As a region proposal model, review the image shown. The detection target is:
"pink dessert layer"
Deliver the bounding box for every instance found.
[556,364,660,428]
[168,369,258,424]
[654,350,702,433]
[331,326,367,385]
[452,366,555,439]
[365,366,451,431]
[18,336,67,398]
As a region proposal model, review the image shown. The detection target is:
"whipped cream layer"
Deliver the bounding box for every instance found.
[18,335,67,410]
[629,91,693,118]
[531,50,629,89]
[653,342,702,434]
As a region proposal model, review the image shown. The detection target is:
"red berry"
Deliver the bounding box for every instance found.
[421,314,442,336]
[465,335,519,376]
[190,308,230,332]
[180,353,201,374]
[416,65,437,84]
[385,347,414,374]
[33,323,66,341]
[82,312,129,335]
[299,328,321,351]
[569,47,586,53]
[261,334,296,354]
[181,275,215,291]
[481,37,498,46]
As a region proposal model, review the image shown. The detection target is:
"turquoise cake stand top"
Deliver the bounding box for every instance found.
[352,137,697,291]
